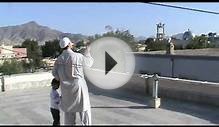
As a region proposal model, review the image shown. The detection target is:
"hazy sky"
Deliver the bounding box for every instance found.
[1,2,219,37]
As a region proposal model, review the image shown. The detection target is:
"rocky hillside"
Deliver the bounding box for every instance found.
[0,21,87,45]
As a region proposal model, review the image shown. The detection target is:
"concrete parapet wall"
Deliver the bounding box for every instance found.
[158,77,219,106]
[1,72,53,91]
[134,53,219,83]
[1,71,219,106]
[122,74,219,106]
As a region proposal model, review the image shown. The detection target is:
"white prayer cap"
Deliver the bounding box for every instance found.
[59,37,72,49]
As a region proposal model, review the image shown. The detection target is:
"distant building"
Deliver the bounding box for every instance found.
[0,44,27,61]
[13,48,27,58]
[171,29,195,48]
[207,32,219,47]
[41,57,56,69]
[0,45,15,59]
[136,43,147,52]
[182,29,194,40]
[156,22,165,41]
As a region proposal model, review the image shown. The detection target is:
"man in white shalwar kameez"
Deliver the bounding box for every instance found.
[52,37,94,125]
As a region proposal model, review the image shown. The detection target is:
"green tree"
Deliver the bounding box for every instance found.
[88,29,137,51]
[41,39,61,58]
[13,45,22,48]
[105,29,137,51]
[0,59,24,75]
[145,38,155,44]
[144,39,168,51]
[186,36,215,49]
[21,39,41,69]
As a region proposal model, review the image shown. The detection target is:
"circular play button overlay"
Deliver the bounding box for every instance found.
[84,37,135,90]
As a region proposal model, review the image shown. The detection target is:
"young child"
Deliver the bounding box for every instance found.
[50,78,61,125]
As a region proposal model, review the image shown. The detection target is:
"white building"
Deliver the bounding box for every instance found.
[0,44,15,59]
[171,29,195,48]
[0,44,28,65]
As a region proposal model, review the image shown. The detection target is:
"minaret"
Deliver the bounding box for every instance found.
[156,22,165,41]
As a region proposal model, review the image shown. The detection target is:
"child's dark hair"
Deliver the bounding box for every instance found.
[51,78,60,88]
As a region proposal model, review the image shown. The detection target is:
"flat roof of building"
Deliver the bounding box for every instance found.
[0,87,219,125]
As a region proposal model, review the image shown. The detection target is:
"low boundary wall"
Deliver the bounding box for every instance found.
[1,71,219,106]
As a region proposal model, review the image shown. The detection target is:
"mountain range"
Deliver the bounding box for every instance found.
[1,21,171,46]
[0,21,87,45]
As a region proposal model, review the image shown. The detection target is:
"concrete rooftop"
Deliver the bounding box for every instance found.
[0,86,219,125]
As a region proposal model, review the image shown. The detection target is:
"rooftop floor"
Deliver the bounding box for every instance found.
[0,86,219,125]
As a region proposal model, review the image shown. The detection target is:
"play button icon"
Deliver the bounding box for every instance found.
[84,37,135,90]
[105,52,117,75]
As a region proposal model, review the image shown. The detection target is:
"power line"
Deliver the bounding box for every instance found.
[145,2,219,15]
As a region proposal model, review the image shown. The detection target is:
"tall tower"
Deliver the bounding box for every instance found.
[156,22,165,41]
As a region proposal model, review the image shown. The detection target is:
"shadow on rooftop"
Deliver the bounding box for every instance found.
[92,106,150,109]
